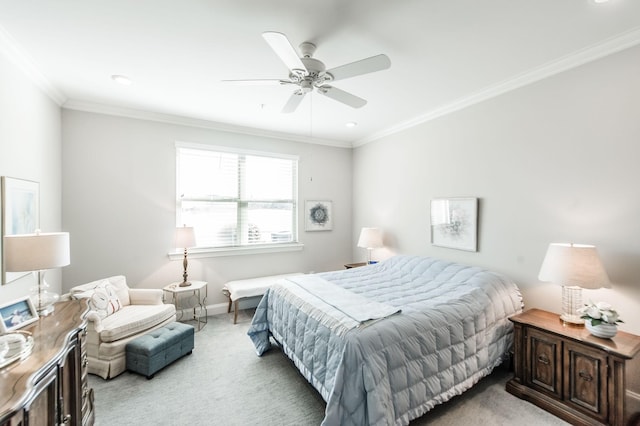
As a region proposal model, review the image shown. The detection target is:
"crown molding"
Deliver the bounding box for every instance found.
[0,24,66,105]
[3,18,638,149]
[62,100,351,149]
[354,27,640,147]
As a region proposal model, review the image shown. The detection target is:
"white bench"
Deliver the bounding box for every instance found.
[222,273,303,324]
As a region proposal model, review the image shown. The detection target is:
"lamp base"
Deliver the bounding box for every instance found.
[37,304,55,317]
[179,281,192,287]
[560,312,584,325]
[31,271,59,317]
[560,285,584,325]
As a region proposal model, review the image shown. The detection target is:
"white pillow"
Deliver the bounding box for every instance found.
[88,281,123,319]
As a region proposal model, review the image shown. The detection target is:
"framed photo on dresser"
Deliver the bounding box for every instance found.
[0,296,39,333]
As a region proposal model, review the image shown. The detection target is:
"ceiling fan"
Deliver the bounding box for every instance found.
[223,32,391,113]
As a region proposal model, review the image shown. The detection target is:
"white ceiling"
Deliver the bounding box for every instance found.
[1,0,639,147]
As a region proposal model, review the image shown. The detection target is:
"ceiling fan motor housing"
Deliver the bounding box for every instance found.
[301,57,331,86]
[299,41,317,58]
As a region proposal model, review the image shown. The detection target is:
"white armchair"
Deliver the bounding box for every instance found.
[68,275,176,379]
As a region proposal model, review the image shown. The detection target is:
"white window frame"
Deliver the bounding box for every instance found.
[170,141,303,259]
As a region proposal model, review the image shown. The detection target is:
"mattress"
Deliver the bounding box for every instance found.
[247,255,523,425]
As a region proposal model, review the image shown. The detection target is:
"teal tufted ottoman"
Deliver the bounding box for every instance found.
[126,322,194,379]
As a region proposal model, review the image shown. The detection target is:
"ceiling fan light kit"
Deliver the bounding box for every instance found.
[223,31,391,113]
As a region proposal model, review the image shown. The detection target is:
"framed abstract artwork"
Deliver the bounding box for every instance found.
[1,177,40,284]
[305,200,333,231]
[430,197,478,252]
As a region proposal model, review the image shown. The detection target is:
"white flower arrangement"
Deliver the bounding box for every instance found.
[578,301,624,326]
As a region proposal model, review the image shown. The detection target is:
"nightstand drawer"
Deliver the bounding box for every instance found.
[564,340,608,421]
[526,328,562,398]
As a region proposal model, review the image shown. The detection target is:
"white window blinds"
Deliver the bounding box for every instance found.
[177,144,298,248]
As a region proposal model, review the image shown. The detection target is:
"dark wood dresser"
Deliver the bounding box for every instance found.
[506,308,640,426]
[0,299,95,426]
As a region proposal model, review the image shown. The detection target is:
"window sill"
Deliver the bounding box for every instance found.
[168,242,304,260]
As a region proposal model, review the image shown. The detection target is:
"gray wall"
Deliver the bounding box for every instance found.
[353,45,640,334]
[0,52,63,303]
[61,110,353,309]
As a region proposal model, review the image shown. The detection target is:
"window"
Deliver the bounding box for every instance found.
[176,143,298,252]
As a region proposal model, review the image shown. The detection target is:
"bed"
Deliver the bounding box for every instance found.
[247,255,523,425]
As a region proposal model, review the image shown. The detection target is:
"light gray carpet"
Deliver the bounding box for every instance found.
[90,311,569,425]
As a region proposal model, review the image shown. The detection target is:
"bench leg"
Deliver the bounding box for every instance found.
[227,298,232,313]
[234,300,239,324]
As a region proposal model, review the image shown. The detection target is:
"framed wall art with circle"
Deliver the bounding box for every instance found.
[305,200,332,231]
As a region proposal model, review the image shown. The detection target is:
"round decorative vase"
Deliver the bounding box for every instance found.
[585,321,617,339]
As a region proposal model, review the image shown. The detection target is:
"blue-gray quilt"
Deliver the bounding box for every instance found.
[247,255,523,425]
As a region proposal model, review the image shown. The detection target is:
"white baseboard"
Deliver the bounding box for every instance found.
[206,302,229,316]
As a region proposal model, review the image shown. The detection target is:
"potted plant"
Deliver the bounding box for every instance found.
[578,301,623,338]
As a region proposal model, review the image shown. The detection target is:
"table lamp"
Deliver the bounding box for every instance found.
[357,227,383,264]
[175,226,196,287]
[538,243,610,324]
[3,231,70,316]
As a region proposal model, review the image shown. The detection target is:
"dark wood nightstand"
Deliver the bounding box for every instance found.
[506,308,640,426]
[344,262,367,269]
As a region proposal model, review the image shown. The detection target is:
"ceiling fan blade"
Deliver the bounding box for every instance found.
[282,91,306,113]
[326,54,391,82]
[317,85,367,108]
[262,32,307,73]
[221,79,290,86]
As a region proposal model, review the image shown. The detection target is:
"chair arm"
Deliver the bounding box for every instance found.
[128,288,164,305]
[85,311,104,333]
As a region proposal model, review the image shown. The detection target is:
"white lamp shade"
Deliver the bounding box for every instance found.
[538,243,610,289]
[175,226,196,248]
[4,232,70,272]
[357,227,383,249]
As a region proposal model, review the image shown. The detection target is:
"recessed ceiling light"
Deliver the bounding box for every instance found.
[345,122,358,128]
[111,74,132,85]
[592,0,610,3]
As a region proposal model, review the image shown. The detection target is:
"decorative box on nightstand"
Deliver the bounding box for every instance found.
[506,309,640,426]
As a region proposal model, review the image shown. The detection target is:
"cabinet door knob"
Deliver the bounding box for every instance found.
[578,370,593,382]
[537,355,550,365]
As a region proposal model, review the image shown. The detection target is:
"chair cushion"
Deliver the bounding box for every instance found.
[98,304,176,343]
[105,275,131,306]
[70,275,131,306]
[88,280,123,319]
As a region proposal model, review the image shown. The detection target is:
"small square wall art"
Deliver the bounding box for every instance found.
[305,200,332,231]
